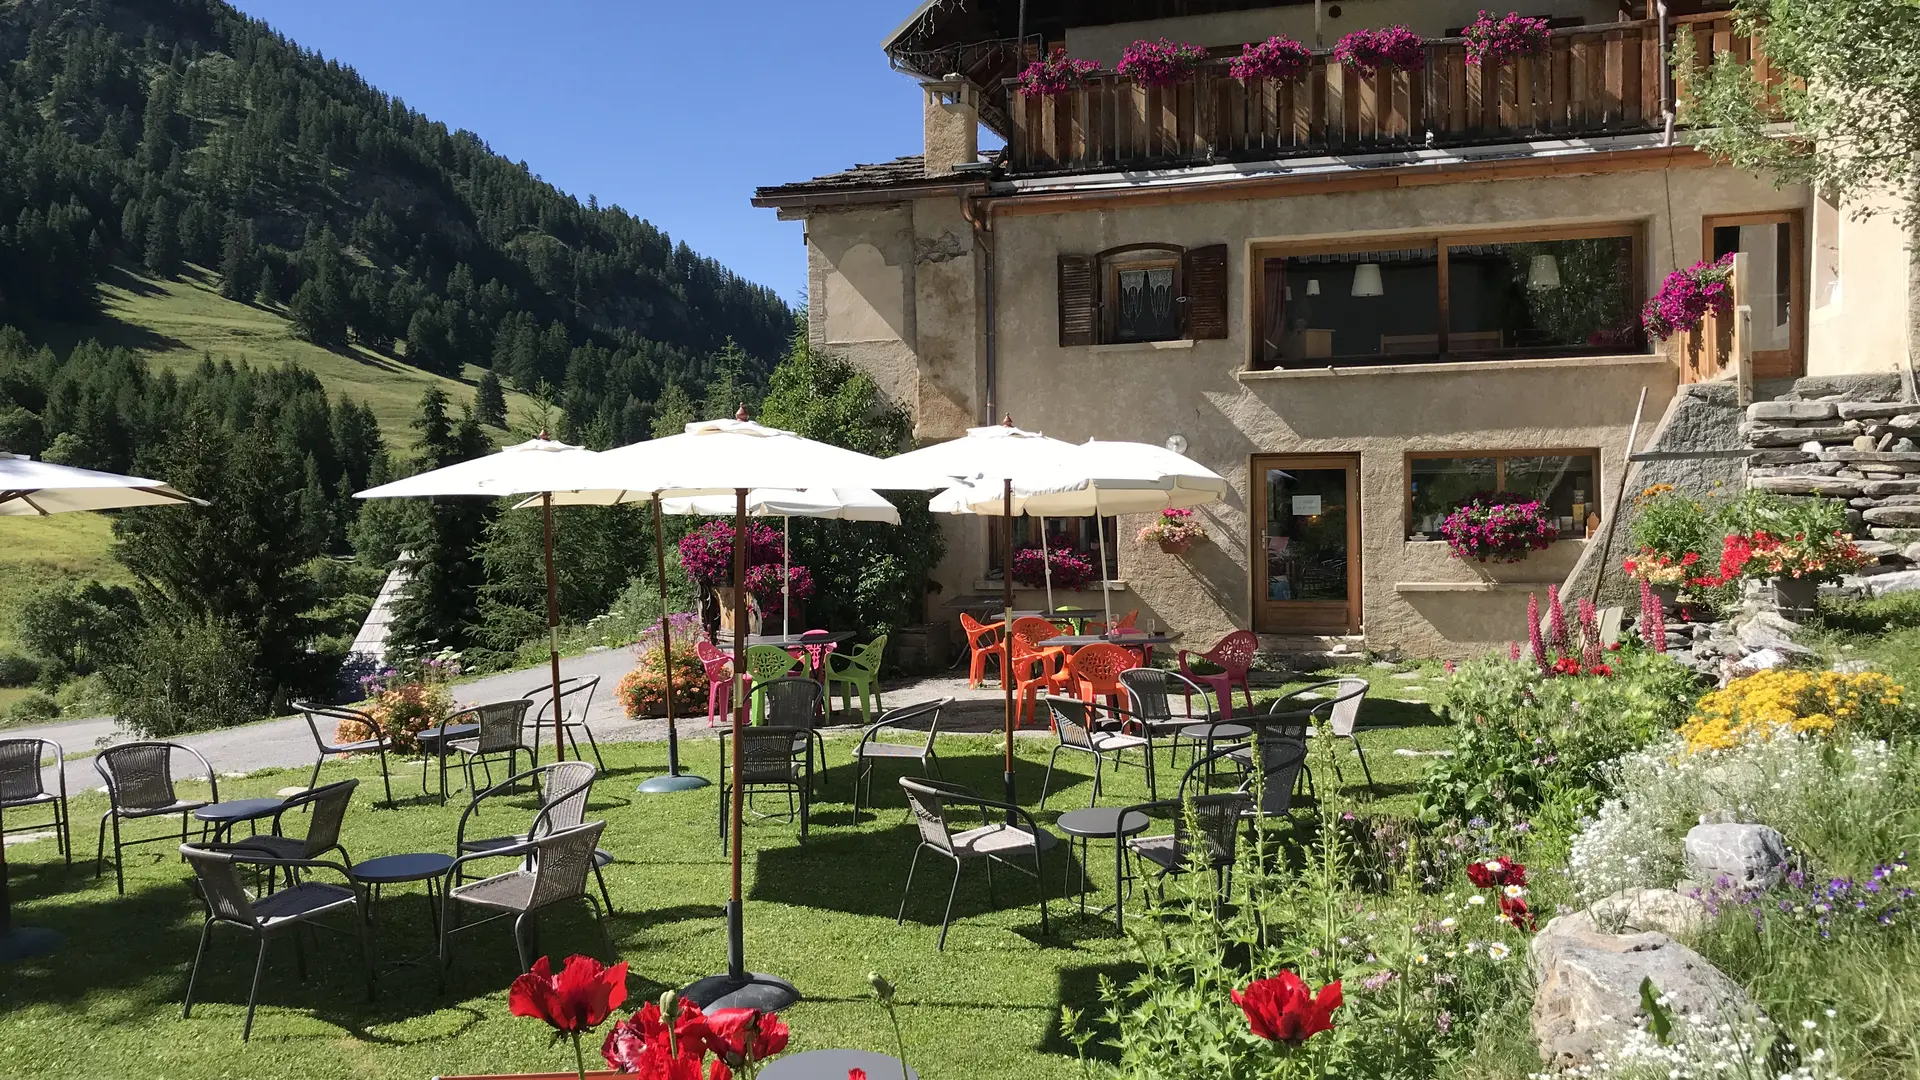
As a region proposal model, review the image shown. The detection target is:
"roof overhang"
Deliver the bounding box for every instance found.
[752,177,992,212]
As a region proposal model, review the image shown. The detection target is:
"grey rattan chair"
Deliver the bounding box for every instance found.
[1038,695,1152,809]
[440,819,609,974]
[1224,699,1316,816]
[179,843,370,1041]
[442,699,536,799]
[1112,749,1255,927]
[292,701,395,805]
[95,741,219,894]
[896,777,1055,950]
[525,675,605,770]
[1299,677,1374,792]
[1,737,70,864]
[216,779,358,885]
[750,676,828,796]
[850,697,950,823]
[718,724,811,854]
[455,761,613,914]
[1118,667,1218,756]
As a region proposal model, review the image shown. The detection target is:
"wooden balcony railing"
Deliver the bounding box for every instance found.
[1005,14,1772,175]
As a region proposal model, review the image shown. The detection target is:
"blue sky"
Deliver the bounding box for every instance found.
[229,0,931,307]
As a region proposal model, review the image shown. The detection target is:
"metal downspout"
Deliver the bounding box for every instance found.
[965,195,997,423]
[1657,0,1674,146]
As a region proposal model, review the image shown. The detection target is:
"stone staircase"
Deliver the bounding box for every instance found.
[1256,633,1369,673]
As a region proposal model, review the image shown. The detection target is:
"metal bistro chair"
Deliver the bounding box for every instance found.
[850,697,951,823]
[1224,699,1317,817]
[1114,751,1255,927]
[526,675,606,770]
[455,761,614,915]
[1038,695,1152,810]
[437,699,536,802]
[1297,677,1375,792]
[1118,667,1220,764]
[215,779,359,888]
[719,725,812,856]
[751,676,828,797]
[896,777,1055,951]
[95,741,219,895]
[0,737,71,865]
[440,819,610,975]
[179,843,370,1041]
[292,701,395,805]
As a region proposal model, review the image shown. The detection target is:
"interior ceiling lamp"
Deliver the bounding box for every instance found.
[1306,279,1322,296]
[1351,263,1384,297]
[1528,253,1563,290]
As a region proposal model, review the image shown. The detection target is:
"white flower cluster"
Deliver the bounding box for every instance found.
[1530,1013,1838,1080]
[1567,733,1900,903]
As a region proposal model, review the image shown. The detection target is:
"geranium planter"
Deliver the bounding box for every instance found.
[1157,537,1196,555]
[1771,575,1819,618]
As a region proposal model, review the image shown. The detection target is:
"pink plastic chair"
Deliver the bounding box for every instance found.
[1177,630,1258,720]
[695,639,735,727]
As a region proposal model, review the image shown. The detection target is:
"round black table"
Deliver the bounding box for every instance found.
[350,852,456,972]
[1180,722,1251,781]
[193,797,284,843]
[415,723,480,801]
[1055,807,1149,930]
[760,1049,919,1080]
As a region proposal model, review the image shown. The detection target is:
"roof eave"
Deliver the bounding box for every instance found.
[752,177,993,211]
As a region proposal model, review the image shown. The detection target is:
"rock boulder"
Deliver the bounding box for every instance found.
[1531,921,1748,1069]
[1684,823,1788,890]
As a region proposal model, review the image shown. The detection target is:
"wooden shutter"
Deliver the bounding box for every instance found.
[1057,254,1097,346]
[1183,244,1229,340]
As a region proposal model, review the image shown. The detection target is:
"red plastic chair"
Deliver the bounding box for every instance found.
[1010,636,1068,728]
[1066,643,1135,712]
[960,612,1006,689]
[1178,630,1258,721]
[694,640,735,728]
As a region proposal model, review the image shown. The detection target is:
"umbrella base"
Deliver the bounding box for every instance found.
[637,773,712,793]
[680,972,800,1012]
[0,926,61,963]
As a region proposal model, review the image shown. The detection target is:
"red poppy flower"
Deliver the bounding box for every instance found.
[509,955,629,1033]
[705,1008,790,1064]
[1466,858,1527,890]
[1499,893,1538,932]
[1230,970,1342,1045]
[602,1000,717,1079]
[849,1071,867,1080]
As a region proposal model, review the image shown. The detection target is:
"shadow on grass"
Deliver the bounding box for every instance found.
[1041,959,1144,1062]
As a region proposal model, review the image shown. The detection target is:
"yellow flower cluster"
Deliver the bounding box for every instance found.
[1681,670,1905,753]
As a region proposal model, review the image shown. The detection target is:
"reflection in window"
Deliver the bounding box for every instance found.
[1115,265,1178,342]
[1263,247,1440,366]
[987,515,1119,580]
[1407,452,1598,540]
[1447,237,1640,352]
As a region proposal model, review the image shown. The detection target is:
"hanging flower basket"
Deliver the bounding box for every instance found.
[1333,26,1426,76]
[1229,36,1312,82]
[1157,537,1196,555]
[1440,491,1557,563]
[1462,11,1551,67]
[1117,38,1210,88]
[1017,47,1103,97]
[1641,254,1735,340]
[1137,507,1205,555]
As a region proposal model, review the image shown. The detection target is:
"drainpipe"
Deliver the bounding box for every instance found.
[964,195,998,423]
[1657,0,1674,146]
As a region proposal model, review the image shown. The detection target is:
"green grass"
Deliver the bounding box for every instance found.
[0,512,127,657]
[0,678,1446,1080]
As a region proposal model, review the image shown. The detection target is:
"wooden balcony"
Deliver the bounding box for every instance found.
[1004,14,1774,175]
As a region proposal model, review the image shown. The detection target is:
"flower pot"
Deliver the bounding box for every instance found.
[1771,575,1819,619]
[713,586,762,636]
[1157,537,1196,555]
[1649,582,1680,612]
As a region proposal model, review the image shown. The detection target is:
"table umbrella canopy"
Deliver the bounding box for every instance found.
[354,437,603,498]
[885,423,1082,487]
[931,439,1229,516]
[0,452,204,515]
[659,487,899,524]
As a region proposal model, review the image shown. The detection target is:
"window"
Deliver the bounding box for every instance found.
[1703,212,1804,378]
[1252,225,1645,369]
[1405,450,1599,541]
[1057,244,1228,346]
[987,516,1119,582]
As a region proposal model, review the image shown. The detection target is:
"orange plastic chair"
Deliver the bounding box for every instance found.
[1066,642,1136,712]
[1011,638,1068,728]
[959,612,1006,689]
[1008,617,1069,668]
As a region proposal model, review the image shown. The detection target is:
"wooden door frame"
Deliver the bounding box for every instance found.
[1249,453,1363,635]
[1701,211,1805,379]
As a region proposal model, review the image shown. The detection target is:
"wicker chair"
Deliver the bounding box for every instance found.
[179,843,369,1041]
[850,697,950,822]
[718,725,811,855]
[454,761,614,914]
[750,676,827,797]
[1037,695,1152,810]
[440,819,610,974]
[437,699,536,801]
[1300,677,1375,792]
[94,741,218,895]
[1113,753,1254,927]
[214,779,358,887]
[1224,699,1316,816]
[0,737,70,865]
[525,675,605,770]
[896,777,1055,950]
[292,701,395,804]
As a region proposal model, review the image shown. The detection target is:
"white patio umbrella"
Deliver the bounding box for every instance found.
[356,437,602,766]
[659,487,899,638]
[1,454,202,963]
[552,414,946,1012]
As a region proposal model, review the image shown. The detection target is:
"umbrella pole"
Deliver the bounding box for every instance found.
[640,494,709,793]
[542,493,565,762]
[684,488,797,1011]
[782,515,790,639]
[1039,516,1055,615]
[1002,478,1017,817]
[1096,495,1114,632]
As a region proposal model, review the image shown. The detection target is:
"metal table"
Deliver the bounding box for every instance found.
[1055,807,1149,930]
[414,723,480,802]
[1180,722,1252,783]
[746,630,856,649]
[760,1049,919,1080]
[193,798,284,843]
[350,852,456,973]
[1037,633,1175,649]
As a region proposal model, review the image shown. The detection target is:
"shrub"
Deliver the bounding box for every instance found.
[616,636,706,719]
[1461,10,1550,67]
[677,519,783,585]
[17,581,143,678]
[4,692,60,724]
[1679,669,1910,752]
[0,650,43,687]
[339,680,453,753]
[1628,483,1718,563]
[743,563,815,622]
[1333,25,1425,76]
[1229,35,1312,82]
[102,616,266,737]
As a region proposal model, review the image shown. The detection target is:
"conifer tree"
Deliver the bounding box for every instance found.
[143,197,178,276]
[387,387,493,652]
[217,215,256,301]
[475,369,507,428]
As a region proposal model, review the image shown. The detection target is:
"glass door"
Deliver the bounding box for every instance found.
[1253,455,1361,634]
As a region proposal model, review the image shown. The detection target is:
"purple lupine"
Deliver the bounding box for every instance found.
[1527,593,1548,673]
[1547,584,1570,659]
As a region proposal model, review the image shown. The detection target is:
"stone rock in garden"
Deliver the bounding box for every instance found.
[1864,479,1920,496]
[1800,440,1826,453]
[1854,434,1881,451]
[1730,647,1789,674]
[1865,506,1920,527]
[1836,402,1911,420]
[1752,401,1837,421]
[1872,495,1920,507]
[1866,570,1920,597]
[1750,425,1852,447]
[1856,539,1900,558]
[1531,922,1748,1069]
[1846,420,1869,435]
[1749,450,1816,465]
[1752,461,1845,477]
[1833,659,1875,674]
[1899,438,1920,453]
[1904,542,1920,562]
[1871,527,1920,543]
[1684,823,1789,890]
[1566,889,1711,938]
[1734,611,1812,655]
[1894,413,1920,430]
[1827,450,1920,467]
[1391,670,1423,680]
[1880,432,1899,451]
[1748,475,1861,497]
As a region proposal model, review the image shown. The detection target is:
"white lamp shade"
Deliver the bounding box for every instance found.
[1528,253,1563,290]
[1351,263,1384,297]
[1305,278,1322,297]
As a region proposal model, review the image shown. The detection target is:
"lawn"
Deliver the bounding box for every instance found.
[0,512,126,659]
[0,672,1447,1080]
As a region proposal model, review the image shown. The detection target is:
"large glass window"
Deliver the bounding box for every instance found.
[1406,451,1599,540]
[1447,236,1640,353]
[987,515,1119,581]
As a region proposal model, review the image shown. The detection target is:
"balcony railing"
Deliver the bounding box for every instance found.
[1004,14,1774,175]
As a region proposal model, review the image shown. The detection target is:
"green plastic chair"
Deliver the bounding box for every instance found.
[825,635,887,723]
[744,645,803,724]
